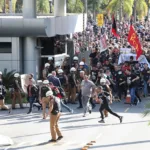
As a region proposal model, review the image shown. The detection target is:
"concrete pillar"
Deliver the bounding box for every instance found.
[23,0,36,18]
[9,0,12,13]
[23,37,36,76]
[54,0,66,16]
[23,0,37,78]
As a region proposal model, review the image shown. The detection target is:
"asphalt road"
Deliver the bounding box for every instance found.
[0,98,150,150]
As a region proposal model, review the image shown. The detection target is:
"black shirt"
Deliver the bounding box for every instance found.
[127,74,138,88]
[98,92,110,104]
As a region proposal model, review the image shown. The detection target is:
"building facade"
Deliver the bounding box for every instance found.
[0,0,86,79]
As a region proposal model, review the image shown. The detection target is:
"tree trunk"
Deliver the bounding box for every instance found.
[93,2,96,21]
[133,0,137,23]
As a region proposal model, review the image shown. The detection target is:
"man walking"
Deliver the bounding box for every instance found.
[81,75,96,117]
[46,91,63,142]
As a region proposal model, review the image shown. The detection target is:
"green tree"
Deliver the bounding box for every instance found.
[15,0,50,14]
[67,0,84,13]
[15,0,22,13]
[88,0,102,20]
[0,0,5,12]
[134,0,148,20]
[37,0,50,14]
[106,0,134,21]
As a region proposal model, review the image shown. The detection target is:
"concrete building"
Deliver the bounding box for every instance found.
[0,0,86,79]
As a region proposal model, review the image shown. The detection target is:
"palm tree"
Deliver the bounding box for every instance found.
[106,0,134,21]
[2,68,16,89]
[133,0,148,21]
[88,0,102,20]
[67,0,84,13]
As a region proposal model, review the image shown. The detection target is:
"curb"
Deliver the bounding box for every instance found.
[0,135,14,147]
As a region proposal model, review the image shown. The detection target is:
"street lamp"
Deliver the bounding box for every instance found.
[49,0,52,13]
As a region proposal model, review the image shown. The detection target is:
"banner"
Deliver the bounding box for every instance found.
[118,54,150,69]
[97,14,104,26]
[120,48,131,54]
[100,34,107,53]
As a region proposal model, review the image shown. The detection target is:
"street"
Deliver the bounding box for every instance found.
[1,98,150,150]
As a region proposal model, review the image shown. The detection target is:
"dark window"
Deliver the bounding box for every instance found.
[0,42,12,53]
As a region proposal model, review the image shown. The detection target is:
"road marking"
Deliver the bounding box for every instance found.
[124,107,130,112]
[96,133,102,140]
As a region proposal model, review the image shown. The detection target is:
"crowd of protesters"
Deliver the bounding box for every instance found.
[0,17,150,142]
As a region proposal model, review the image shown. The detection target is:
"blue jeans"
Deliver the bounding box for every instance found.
[144,80,148,96]
[28,97,35,112]
[61,100,72,112]
[130,87,136,104]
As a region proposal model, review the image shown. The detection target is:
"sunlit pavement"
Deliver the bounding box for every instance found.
[0,98,150,150]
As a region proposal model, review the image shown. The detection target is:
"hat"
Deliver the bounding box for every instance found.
[55,62,61,67]
[14,73,20,78]
[70,67,76,72]
[100,78,106,83]
[45,63,50,68]
[79,61,84,66]
[46,90,53,97]
[43,80,49,84]
[73,56,79,61]
[48,57,53,60]
[66,54,70,58]
[58,69,63,74]
[47,73,52,77]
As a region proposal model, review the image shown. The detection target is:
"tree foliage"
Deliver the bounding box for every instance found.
[37,0,50,14]
[67,0,84,13]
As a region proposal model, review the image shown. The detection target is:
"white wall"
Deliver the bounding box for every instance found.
[45,14,87,37]
[0,37,22,73]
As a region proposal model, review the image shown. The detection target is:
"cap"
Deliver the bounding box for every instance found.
[45,63,50,68]
[46,90,53,97]
[14,73,20,78]
[0,71,2,75]
[43,80,49,84]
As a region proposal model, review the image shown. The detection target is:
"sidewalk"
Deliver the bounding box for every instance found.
[0,135,14,146]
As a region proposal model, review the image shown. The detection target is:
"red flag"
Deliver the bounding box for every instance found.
[111,15,120,38]
[128,25,143,60]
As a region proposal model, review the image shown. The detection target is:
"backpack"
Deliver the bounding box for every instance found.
[41,86,50,97]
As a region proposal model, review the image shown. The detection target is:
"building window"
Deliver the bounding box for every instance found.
[0,42,12,53]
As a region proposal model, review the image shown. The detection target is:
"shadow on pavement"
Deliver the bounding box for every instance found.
[89,140,150,149]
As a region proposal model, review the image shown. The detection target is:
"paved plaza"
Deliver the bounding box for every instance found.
[1,98,150,150]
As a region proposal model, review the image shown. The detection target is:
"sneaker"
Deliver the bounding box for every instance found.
[27,111,32,114]
[89,110,92,114]
[57,136,63,141]
[120,116,123,123]
[98,120,105,123]
[48,139,57,143]
[83,114,86,117]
